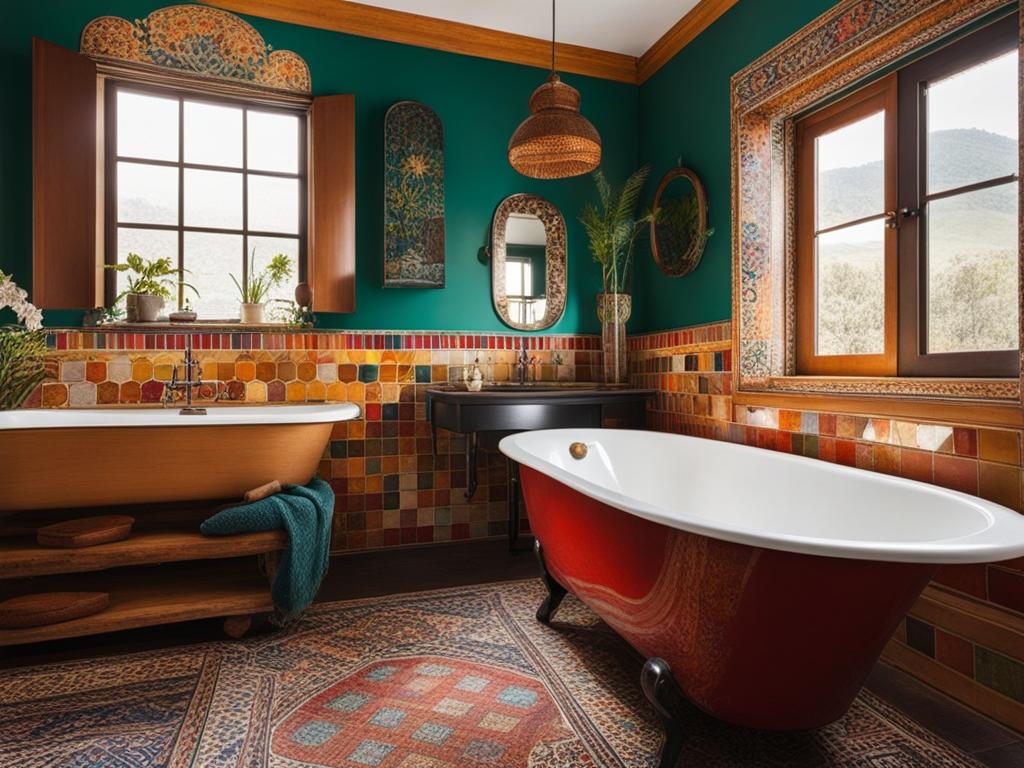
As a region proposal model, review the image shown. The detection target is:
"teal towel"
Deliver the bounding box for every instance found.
[200,478,334,617]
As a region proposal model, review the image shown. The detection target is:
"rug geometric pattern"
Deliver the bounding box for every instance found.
[0,580,985,767]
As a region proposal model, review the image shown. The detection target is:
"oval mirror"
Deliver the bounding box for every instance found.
[651,166,709,277]
[491,194,567,330]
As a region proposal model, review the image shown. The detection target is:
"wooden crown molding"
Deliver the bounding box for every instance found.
[637,0,739,83]
[203,0,736,86]
[202,0,638,84]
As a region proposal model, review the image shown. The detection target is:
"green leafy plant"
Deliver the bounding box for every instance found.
[579,166,653,294]
[105,253,197,303]
[231,251,293,305]
[0,270,48,410]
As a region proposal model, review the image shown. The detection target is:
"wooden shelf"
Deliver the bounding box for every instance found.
[0,528,287,579]
[0,562,273,646]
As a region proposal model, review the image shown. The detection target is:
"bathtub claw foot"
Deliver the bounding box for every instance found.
[641,657,686,768]
[534,539,567,624]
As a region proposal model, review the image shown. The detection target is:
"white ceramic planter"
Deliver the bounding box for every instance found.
[240,303,265,324]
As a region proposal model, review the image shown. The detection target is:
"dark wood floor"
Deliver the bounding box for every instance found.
[1,539,1021,766]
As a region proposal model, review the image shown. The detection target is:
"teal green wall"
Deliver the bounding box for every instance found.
[0,1,638,333]
[633,0,840,333]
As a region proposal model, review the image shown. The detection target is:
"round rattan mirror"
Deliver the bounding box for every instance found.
[650,166,709,277]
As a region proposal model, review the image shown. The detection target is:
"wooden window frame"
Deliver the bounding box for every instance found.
[791,12,1020,382]
[104,80,308,319]
[897,14,1020,377]
[731,0,1021,429]
[795,74,899,376]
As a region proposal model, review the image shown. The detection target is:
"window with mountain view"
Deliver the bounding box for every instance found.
[795,15,1019,378]
[108,84,306,319]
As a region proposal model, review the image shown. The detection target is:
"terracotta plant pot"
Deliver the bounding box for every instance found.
[597,292,631,384]
[240,303,265,324]
[127,294,164,323]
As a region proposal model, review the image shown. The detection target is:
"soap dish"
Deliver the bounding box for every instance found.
[36,515,135,548]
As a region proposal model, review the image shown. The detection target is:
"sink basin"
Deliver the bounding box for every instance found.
[482,383,563,392]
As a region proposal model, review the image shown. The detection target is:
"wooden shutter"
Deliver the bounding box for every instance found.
[307,94,356,313]
[32,38,101,309]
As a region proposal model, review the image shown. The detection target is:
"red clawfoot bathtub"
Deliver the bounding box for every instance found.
[500,429,1024,763]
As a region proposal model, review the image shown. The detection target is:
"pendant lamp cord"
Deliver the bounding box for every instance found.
[551,0,556,74]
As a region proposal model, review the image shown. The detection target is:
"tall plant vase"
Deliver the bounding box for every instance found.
[597,292,631,384]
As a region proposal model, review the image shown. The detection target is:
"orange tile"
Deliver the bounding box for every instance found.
[119,380,141,403]
[339,364,358,383]
[326,381,347,401]
[873,444,899,476]
[297,361,317,382]
[286,381,307,402]
[933,454,978,495]
[132,360,152,381]
[379,366,397,383]
[899,449,933,483]
[41,383,68,407]
[256,361,276,382]
[978,461,1021,511]
[307,380,326,401]
[431,365,448,382]
[779,410,802,432]
[96,381,119,404]
[978,429,1020,465]
[235,360,256,381]
[278,361,297,381]
[217,362,235,381]
[85,361,106,383]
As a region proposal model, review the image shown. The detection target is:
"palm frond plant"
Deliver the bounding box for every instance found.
[0,270,49,410]
[231,251,294,323]
[579,165,653,295]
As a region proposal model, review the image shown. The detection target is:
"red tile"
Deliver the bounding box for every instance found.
[953,428,978,457]
[933,454,978,495]
[818,413,837,436]
[933,564,987,599]
[899,449,933,484]
[987,566,1024,614]
[935,630,974,677]
[836,439,856,467]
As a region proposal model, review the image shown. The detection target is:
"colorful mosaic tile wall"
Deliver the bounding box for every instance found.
[629,319,1024,724]
[31,328,603,551]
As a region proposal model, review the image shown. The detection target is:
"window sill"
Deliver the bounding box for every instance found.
[83,321,313,332]
[733,375,1022,428]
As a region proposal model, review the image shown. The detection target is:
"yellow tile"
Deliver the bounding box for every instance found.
[286,381,307,402]
[326,381,347,402]
[307,380,326,401]
[153,364,175,381]
[246,380,268,402]
[347,381,365,402]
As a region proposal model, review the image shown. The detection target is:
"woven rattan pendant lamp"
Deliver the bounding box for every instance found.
[507,0,602,179]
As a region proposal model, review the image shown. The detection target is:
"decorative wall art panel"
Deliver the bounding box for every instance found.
[384,101,445,288]
[80,5,311,93]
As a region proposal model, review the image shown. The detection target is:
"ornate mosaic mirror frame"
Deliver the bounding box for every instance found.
[730,0,1022,412]
[491,194,567,331]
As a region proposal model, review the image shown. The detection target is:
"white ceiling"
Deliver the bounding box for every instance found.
[352,0,701,57]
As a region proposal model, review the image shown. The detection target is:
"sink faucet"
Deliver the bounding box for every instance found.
[515,341,536,384]
[164,339,219,413]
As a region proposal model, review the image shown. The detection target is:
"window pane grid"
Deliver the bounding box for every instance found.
[109,84,305,319]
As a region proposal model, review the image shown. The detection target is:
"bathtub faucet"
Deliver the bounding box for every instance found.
[164,343,219,412]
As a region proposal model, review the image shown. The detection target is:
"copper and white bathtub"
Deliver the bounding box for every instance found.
[500,428,1024,732]
[0,404,359,512]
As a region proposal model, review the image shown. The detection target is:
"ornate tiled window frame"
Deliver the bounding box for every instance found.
[81,5,312,108]
[730,0,1022,425]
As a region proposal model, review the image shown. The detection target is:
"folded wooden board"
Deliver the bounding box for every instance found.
[0,592,110,628]
[36,515,135,548]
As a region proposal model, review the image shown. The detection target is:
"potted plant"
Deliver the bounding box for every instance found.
[231,251,293,324]
[106,253,198,322]
[579,165,652,383]
[0,270,47,410]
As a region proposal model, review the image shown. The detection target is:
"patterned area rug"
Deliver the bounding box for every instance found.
[0,580,983,767]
